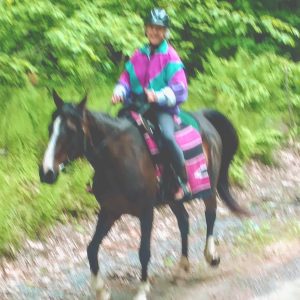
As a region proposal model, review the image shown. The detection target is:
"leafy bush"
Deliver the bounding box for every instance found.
[0,0,300,255]
[0,0,299,88]
[0,86,114,255]
[187,50,300,181]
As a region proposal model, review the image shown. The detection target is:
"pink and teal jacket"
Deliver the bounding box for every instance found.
[114,39,188,115]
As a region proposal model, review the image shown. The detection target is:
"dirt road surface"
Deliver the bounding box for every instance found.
[0,147,299,299]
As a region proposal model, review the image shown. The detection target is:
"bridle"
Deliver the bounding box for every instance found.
[80,111,132,159]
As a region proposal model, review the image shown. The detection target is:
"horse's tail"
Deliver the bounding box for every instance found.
[202,109,250,217]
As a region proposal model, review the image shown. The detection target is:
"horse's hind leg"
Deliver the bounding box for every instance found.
[87,209,120,299]
[134,208,154,300]
[203,196,220,266]
[169,202,190,280]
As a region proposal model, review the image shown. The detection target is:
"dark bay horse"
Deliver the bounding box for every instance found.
[39,91,248,299]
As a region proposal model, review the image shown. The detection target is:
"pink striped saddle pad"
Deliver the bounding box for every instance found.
[131,112,212,199]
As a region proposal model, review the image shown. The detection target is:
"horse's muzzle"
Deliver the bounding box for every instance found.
[39,165,58,184]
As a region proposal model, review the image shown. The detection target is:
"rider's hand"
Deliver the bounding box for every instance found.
[144,88,157,103]
[111,94,123,105]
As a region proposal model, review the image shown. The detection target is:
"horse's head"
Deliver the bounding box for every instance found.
[39,90,88,184]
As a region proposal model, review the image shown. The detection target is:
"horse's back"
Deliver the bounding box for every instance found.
[190,109,222,144]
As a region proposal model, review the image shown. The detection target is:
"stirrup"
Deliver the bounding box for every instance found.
[174,181,191,201]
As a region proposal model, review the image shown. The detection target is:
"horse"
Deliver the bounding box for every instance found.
[39,91,249,299]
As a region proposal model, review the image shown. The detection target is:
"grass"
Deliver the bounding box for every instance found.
[0,80,297,256]
[233,218,300,254]
[0,84,114,256]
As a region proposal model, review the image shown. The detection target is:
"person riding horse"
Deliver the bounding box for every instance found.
[39,9,249,300]
[111,8,191,201]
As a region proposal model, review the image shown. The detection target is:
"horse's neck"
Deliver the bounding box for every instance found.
[85,111,129,158]
[87,112,114,141]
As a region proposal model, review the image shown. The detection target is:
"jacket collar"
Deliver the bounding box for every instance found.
[140,39,168,56]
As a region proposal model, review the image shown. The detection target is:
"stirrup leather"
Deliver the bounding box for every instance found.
[175,178,191,201]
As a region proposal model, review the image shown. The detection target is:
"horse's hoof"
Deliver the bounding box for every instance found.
[204,236,220,268]
[172,270,188,284]
[172,256,190,283]
[210,257,220,267]
[133,293,147,300]
[204,253,220,268]
[96,288,111,300]
[133,281,150,300]
[91,274,111,300]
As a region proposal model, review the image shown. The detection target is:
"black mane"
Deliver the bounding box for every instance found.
[89,110,131,132]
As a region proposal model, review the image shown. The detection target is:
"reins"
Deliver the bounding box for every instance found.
[81,100,150,158]
[81,113,132,158]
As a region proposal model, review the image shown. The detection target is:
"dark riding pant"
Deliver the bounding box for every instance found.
[156,111,187,182]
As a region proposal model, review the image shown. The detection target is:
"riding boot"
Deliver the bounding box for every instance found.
[174,165,191,201]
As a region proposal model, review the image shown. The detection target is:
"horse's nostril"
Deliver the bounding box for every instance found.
[39,166,57,184]
[46,170,54,182]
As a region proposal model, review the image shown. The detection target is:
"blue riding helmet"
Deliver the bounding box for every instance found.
[145,8,169,28]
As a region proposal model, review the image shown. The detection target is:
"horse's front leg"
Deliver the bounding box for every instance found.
[204,196,220,266]
[169,202,190,281]
[134,208,154,300]
[87,209,119,300]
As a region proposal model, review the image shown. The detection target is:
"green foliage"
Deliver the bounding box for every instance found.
[232,0,300,60]
[235,220,274,249]
[163,0,299,73]
[0,0,299,88]
[0,86,115,255]
[188,50,300,182]
[0,0,300,255]
[0,0,145,89]
[0,55,35,87]
[234,217,300,253]
[0,153,96,255]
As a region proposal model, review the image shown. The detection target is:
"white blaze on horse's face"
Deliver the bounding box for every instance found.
[42,116,62,173]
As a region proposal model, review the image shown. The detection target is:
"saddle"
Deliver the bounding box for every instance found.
[119,103,212,202]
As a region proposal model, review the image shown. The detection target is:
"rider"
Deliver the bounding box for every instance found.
[111,8,191,201]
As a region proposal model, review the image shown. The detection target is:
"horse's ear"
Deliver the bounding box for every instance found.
[52,90,64,109]
[78,94,88,111]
